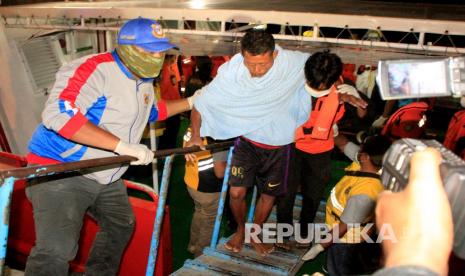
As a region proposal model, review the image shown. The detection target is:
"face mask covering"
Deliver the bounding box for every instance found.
[304,83,332,98]
[116,45,165,78]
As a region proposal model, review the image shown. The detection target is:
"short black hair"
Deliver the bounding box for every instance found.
[304,50,343,90]
[195,56,213,83]
[241,30,275,55]
[360,135,392,168]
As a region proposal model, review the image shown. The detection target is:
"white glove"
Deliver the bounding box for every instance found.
[337,84,361,99]
[187,89,203,109]
[372,115,388,128]
[302,244,324,261]
[114,140,154,165]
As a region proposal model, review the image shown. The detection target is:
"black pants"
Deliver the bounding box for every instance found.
[327,242,381,276]
[276,145,331,237]
[158,115,181,150]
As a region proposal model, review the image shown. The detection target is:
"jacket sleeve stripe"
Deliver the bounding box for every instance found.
[26,152,61,165]
[58,112,88,139]
[57,53,113,136]
[156,100,168,121]
[58,53,114,103]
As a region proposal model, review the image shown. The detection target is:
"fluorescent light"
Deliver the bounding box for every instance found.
[253,24,267,30]
[190,0,205,9]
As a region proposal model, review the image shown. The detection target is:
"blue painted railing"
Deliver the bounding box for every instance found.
[210,146,234,248]
[209,146,261,249]
[0,141,233,276]
[247,186,258,223]
[145,155,173,275]
[0,177,14,276]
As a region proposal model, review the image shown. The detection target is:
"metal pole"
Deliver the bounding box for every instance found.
[247,186,258,223]
[149,122,159,193]
[0,142,233,182]
[0,155,135,181]
[0,177,14,276]
[145,155,174,276]
[0,121,11,153]
[210,146,234,248]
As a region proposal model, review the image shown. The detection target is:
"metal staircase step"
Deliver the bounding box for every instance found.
[173,193,325,275]
[198,247,289,276]
[172,259,241,275]
[216,237,299,270]
[171,267,221,276]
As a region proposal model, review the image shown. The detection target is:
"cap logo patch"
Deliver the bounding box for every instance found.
[120,35,136,40]
[151,24,165,38]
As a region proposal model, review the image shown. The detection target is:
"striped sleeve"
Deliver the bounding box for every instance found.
[148,100,168,122]
[42,53,114,139]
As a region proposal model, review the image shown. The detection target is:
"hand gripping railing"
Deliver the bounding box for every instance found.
[0,141,233,276]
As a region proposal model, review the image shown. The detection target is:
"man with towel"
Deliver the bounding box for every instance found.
[186,30,364,256]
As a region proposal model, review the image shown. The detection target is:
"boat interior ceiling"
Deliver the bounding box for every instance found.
[2,0,465,64]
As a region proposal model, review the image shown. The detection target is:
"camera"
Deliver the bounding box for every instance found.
[381,138,465,259]
[377,56,465,100]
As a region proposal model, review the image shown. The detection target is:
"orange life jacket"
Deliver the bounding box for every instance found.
[295,88,345,154]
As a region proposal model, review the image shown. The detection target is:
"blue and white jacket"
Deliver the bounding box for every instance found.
[27,51,167,184]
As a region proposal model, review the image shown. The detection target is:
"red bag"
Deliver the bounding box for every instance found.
[381,102,429,140]
[443,109,465,160]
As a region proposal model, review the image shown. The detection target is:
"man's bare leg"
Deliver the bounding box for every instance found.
[225,186,247,253]
[251,193,276,256]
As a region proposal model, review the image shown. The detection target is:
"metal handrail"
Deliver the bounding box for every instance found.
[0,141,234,182]
[0,141,233,276]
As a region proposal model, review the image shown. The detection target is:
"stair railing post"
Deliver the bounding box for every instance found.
[247,186,258,223]
[0,177,15,276]
[209,146,234,248]
[145,155,174,276]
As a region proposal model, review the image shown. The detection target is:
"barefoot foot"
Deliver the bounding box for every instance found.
[251,240,275,256]
[224,231,245,253]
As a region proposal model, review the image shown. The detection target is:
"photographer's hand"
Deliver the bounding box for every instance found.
[376,148,453,275]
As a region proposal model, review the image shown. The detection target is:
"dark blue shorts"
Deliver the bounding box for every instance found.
[228,137,290,196]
